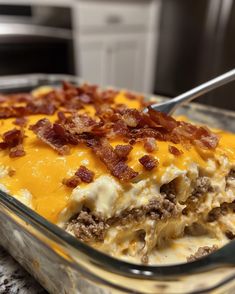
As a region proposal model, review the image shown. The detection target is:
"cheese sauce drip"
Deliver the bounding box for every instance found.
[0,91,234,223]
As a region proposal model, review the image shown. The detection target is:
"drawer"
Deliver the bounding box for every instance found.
[76,0,150,30]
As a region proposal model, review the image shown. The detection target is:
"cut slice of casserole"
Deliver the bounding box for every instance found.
[0,82,235,264]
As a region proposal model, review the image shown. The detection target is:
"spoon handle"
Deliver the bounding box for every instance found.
[151,68,235,115]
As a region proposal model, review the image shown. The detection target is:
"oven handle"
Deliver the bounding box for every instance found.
[0,23,72,40]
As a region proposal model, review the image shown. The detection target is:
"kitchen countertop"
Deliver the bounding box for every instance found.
[0,246,47,294]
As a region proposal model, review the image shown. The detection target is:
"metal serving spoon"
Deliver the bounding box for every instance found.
[148,68,235,115]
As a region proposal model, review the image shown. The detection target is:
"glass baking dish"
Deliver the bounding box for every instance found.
[0,74,235,294]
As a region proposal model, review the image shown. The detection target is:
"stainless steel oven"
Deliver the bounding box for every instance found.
[154,0,235,111]
[0,4,75,75]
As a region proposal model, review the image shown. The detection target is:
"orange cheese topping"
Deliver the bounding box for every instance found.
[0,91,234,223]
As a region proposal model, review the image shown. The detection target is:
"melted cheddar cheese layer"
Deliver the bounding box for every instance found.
[0,91,235,224]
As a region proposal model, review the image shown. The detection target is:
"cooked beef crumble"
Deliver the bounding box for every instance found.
[192,177,213,197]
[187,245,218,262]
[207,201,235,222]
[183,177,213,215]
[67,196,178,242]
[108,197,177,226]
[160,181,177,204]
[66,208,108,242]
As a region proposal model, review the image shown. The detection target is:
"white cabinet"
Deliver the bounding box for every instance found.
[79,34,146,91]
[74,0,161,93]
[79,39,107,85]
[108,35,146,91]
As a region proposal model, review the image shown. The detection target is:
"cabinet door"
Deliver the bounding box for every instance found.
[78,38,108,85]
[109,34,146,92]
[77,34,147,91]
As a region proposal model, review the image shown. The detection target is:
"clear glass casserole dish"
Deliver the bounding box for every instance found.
[0,74,235,294]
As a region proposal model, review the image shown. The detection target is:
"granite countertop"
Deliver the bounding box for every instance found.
[0,246,47,294]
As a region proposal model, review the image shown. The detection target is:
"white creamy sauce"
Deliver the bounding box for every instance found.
[119,235,228,265]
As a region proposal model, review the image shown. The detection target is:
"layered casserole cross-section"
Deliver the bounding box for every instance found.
[0,82,235,264]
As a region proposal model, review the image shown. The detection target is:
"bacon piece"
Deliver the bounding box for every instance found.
[0,107,13,118]
[139,155,158,171]
[29,118,70,155]
[100,89,118,103]
[124,91,138,100]
[122,109,142,127]
[13,117,28,127]
[0,93,31,105]
[79,94,92,104]
[63,165,94,188]
[9,144,26,158]
[57,111,67,123]
[0,128,25,157]
[168,145,183,156]
[0,106,27,118]
[2,129,24,147]
[130,128,164,141]
[194,126,219,149]
[147,107,179,131]
[79,83,98,97]
[75,166,94,183]
[144,138,156,153]
[112,119,129,137]
[114,144,133,159]
[87,138,138,181]
[8,93,32,103]
[64,114,97,135]
[26,100,56,115]
[0,95,7,103]
[173,122,219,149]
[62,175,81,188]
[62,81,76,91]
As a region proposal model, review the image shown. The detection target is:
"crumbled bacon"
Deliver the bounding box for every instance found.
[2,129,24,147]
[79,94,92,104]
[0,81,219,173]
[172,122,219,149]
[124,91,138,100]
[139,155,158,171]
[0,128,25,157]
[0,95,7,103]
[13,117,28,127]
[29,118,70,155]
[194,126,219,149]
[130,128,164,141]
[0,106,27,118]
[168,145,183,156]
[63,114,97,135]
[112,119,129,137]
[114,144,133,159]
[101,89,118,103]
[63,165,94,188]
[62,175,81,188]
[62,81,76,91]
[9,144,26,158]
[75,166,94,183]
[122,109,142,127]
[144,138,156,153]
[147,107,179,131]
[87,138,138,181]
[57,111,67,123]
[26,100,56,115]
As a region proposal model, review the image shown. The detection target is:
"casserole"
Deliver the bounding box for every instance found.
[0,74,235,293]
